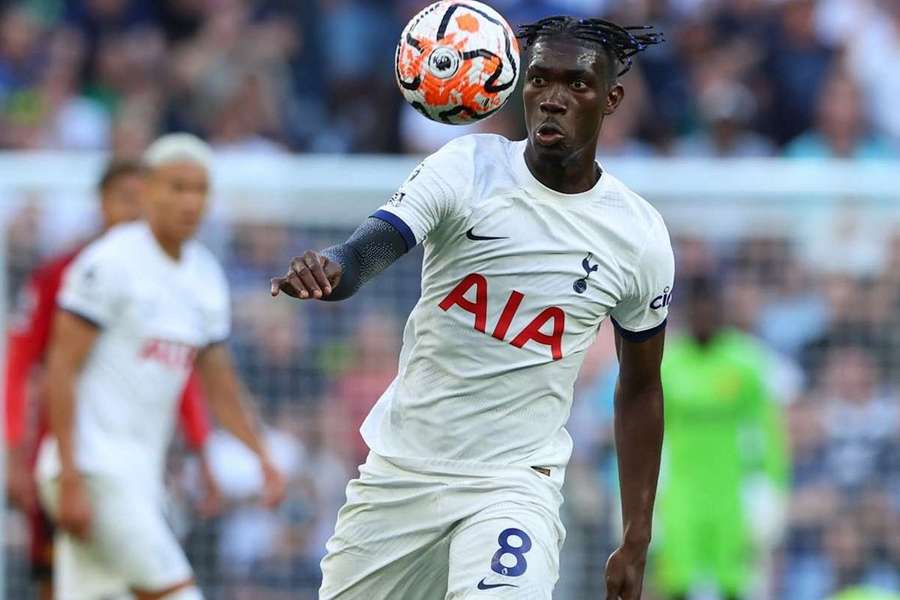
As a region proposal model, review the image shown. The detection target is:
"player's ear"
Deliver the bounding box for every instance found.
[604,83,625,116]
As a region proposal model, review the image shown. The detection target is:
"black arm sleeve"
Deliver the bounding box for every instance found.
[320,216,410,301]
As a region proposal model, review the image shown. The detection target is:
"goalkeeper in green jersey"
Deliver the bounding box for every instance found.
[652,276,789,600]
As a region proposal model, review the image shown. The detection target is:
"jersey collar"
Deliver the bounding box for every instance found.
[511,139,608,202]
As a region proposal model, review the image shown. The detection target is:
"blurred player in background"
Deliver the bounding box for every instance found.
[274,17,670,600]
[654,275,789,600]
[3,160,217,600]
[35,134,285,600]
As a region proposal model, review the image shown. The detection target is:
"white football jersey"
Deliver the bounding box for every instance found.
[362,135,674,473]
[36,222,229,490]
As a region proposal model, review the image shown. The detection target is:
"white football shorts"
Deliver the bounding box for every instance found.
[320,452,566,599]
[38,474,194,600]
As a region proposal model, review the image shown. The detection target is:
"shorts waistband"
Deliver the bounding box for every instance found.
[365,452,566,487]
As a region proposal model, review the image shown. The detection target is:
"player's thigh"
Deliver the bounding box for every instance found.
[54,532,131,600]
[85,476,193,593]
[321,525,451,600]
[38,477,129,600]
[320,455,452,599]
[652,493,705,594]
[320,489,450,599]
[708,512,750,595]
[446,503,563,600]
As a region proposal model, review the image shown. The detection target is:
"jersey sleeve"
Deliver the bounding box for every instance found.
[609,221,675,342]
[57,244,126,328]
[371,137,474,248]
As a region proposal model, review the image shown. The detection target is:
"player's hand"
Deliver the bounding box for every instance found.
[58,473,92,540]
[260,458,287,509]
[270,251,342,300]
[605,542,648,600]
[6,446,36,512]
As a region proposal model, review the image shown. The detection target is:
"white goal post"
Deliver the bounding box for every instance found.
[0,152,897,228]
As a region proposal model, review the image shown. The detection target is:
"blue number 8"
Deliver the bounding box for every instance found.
[490,528,532,577]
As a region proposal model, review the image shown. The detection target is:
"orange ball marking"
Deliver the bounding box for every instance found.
[456,13,480,32]
[402,31,504,119]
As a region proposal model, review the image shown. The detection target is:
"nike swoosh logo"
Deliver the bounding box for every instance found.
[477,578,517,590]
[466,227,509,241]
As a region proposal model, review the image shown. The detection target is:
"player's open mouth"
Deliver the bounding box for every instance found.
[535,123,565,146]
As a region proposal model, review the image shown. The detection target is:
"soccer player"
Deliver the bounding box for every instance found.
[36,134,285,600]
[654,275,788,600]
[4,160,216,600]
[273,17,670,600]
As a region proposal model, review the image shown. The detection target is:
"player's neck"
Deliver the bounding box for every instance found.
[149,224,184,261]
[524,143,600,195]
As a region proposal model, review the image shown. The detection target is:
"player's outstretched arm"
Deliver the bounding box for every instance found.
[195,343,285,508]
[605,328,666,600]
[271,217,409,301]
[45,310,101,540]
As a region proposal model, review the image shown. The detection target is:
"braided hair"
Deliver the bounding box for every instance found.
[517,16,664,78]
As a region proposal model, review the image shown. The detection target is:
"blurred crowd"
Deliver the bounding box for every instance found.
[1,0,900,157]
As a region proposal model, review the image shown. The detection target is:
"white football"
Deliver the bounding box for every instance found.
[395,1,520,125]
